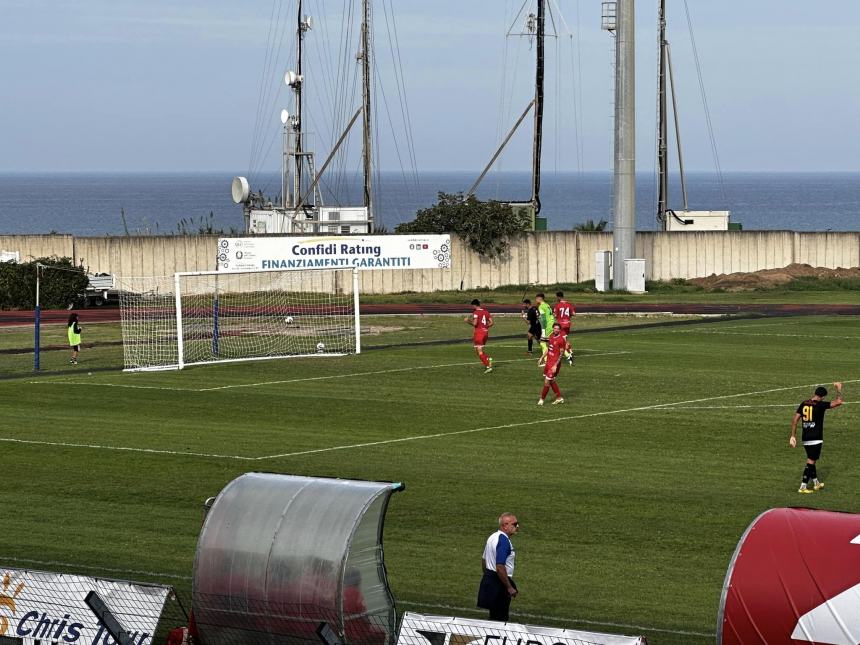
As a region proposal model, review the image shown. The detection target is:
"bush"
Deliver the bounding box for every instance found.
[0,257,88,310]
[395,192,531,259]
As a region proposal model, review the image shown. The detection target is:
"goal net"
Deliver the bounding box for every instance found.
[118,268,360,371]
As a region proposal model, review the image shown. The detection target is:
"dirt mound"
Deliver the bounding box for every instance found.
[689,263,860,291]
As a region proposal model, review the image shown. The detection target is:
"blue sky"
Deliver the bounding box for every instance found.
[2,1,859,173]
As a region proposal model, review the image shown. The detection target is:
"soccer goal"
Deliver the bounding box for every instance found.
[119,268,360,371]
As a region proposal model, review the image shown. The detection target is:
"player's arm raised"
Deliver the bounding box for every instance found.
[789,412,800,448]
[830,382,845,409]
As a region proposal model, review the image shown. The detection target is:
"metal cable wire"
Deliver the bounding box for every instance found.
[381,0,420,184]
[683,0,727,205]
[250,0,289,182]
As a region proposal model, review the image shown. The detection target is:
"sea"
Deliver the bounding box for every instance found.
[0,171,858,237]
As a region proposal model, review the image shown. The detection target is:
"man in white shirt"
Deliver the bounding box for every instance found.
[476,512,519,621]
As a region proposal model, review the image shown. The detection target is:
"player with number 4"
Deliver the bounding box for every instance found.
[466,299,495,373]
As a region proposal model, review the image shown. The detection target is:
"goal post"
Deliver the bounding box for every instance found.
[119,267,361,372]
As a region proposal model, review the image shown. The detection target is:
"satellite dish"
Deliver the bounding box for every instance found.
[231,176,251,204]
[280,109,290,125]
[285,70,297,87]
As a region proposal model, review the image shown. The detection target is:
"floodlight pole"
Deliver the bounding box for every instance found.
[612,0,636,290]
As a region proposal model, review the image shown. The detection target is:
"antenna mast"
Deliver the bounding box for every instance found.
[294,2,307,206]
[531,0,545,215]
[657,0,668,228]
[360,0,373,233]
[656,0,690,229]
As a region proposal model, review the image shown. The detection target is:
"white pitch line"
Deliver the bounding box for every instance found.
[493,345,617,350]
[708,321,803,330]
[10,377,856,462]
[0,436,255,460]
[651,403,797,410]
[400,601,713,639]
[255,379,860,460]
[673,330,860,339]
[0,556,191,581]
[26,351,632,392]
[660,402,852,411]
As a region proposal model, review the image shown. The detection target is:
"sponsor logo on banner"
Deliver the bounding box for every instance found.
[0,568,169,645]
[397,612,645,645]
[217,235,451,271]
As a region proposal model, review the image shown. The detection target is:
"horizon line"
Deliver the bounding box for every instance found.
[1,168,859,175]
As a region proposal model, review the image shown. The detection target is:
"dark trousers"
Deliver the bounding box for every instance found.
[477,570,516,622]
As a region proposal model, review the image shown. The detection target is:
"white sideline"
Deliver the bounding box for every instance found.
[0,558,709,639]
[8,377,856,461]
[400,600,713,639]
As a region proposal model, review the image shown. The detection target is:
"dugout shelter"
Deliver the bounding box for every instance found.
[193,473,404,645]
[718,506,860,644]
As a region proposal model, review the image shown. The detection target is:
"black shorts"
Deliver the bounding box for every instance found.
[804,443,822,461]
[528,324,541,337]
[70,344,80,351]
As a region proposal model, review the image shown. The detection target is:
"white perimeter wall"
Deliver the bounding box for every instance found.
[2,232,858,294]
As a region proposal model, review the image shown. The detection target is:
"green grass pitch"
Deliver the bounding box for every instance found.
[1,313,859,644]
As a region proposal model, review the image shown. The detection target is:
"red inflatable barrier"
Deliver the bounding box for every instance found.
[718,507,860,644]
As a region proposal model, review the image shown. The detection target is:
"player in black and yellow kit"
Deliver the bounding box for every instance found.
[521,299,541,355]
[789,382,844,493]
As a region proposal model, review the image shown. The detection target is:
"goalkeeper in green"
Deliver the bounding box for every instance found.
[535,293,555,365]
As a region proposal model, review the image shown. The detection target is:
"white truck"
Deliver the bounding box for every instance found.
[81,273,119,306]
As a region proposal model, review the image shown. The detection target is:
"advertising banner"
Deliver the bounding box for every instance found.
[718,507,860,644]
[397,612,646,645]
[217,235,452,272]
[0,567,170,645]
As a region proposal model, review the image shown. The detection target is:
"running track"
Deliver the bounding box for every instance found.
[3,302,860,327]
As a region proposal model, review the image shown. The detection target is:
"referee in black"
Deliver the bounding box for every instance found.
[789,382,844,493]
[521,299,541,356]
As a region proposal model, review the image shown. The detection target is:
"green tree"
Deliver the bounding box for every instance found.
[396,192,531,258]
[573,218,609,232]
[0,257,88,310]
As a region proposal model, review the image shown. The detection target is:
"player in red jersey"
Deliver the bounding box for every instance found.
[553,291,575,365]
[537,323,571,405]
[465,298,495,373]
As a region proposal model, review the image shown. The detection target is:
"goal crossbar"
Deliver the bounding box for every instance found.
[120,267,360,372]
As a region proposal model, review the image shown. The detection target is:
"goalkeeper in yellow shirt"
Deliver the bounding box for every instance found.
[535,293,555,365]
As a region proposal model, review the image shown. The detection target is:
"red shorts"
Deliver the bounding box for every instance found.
[543,358,562,379]
[473,330,489,346]
[559,323,571,336]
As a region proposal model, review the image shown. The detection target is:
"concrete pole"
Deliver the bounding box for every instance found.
[612,0,635,289]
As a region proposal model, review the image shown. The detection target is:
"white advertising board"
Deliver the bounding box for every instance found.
[217,235,452,271]
[397,612,646,645]
[0,567,170,645]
